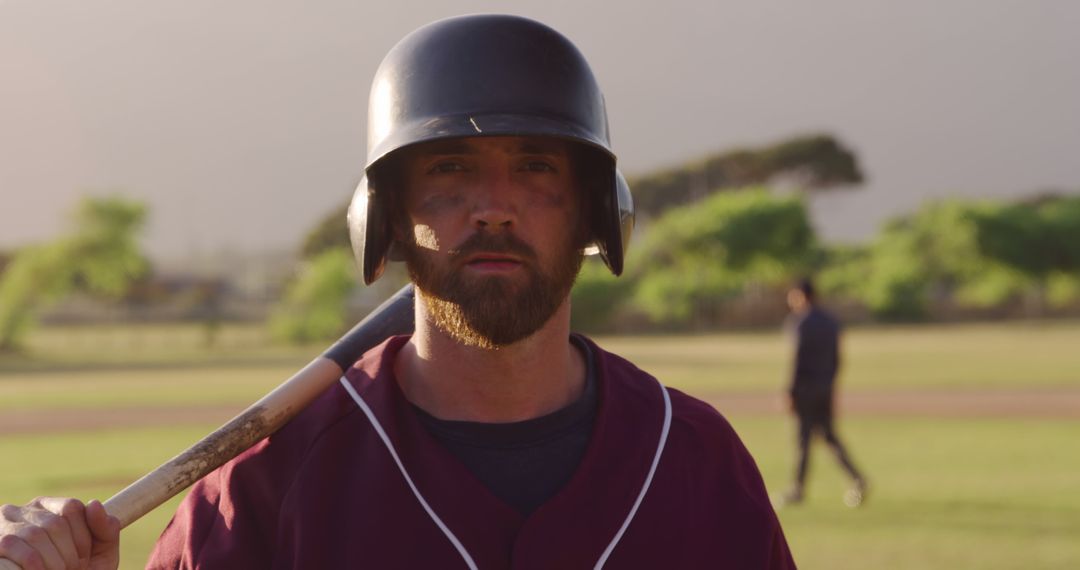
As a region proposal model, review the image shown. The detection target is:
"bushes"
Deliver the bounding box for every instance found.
[270,248,357,343]
[571,188,815,331]
[0,197,148,350]
[570,191,1080,330]
[822,196,1080,320]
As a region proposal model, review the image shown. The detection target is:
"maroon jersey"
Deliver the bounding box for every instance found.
[148,336,795,569]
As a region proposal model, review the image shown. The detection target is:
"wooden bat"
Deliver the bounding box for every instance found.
[0,284,414,569]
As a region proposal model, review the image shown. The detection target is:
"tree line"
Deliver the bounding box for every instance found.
[571,189,1080,331]
[284,132,1079,336]
[3,133,1077,348]
[0,197,148,350]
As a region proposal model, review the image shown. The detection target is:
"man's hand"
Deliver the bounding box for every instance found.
[0,498,119,570]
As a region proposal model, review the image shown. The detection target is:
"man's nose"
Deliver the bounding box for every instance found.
[470,168,518,230]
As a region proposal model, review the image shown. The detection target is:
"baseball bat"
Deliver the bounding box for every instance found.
[0,284,414,570]
[107,283,415,526]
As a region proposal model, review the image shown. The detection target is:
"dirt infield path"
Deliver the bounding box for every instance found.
[704,387,1080,418]
[2,388,1078,435]
[0,405,244,435]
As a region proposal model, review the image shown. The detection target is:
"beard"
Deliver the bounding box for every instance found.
[402,231,584,349]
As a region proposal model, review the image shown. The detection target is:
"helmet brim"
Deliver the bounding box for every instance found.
[366,112,614,173]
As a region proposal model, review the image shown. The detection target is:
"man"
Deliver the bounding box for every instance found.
[781,278,866,508]
[1,15,794,568]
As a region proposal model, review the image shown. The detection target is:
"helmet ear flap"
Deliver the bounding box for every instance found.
[613,170,635,269]
[348,175,393,285]
[590,167,634,277]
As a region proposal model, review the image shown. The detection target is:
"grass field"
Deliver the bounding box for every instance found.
[734,416,1079,569]
[596,318,1080,392]
[2,320,1079,569]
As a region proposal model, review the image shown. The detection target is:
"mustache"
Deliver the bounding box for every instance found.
[448,232,538,263]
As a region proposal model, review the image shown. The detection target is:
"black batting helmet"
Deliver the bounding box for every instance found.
[348,14,634,284]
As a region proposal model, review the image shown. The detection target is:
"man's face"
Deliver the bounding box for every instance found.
[396,136,587,348]
[787,289,808,312]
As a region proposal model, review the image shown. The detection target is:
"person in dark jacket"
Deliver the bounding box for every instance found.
[781,278,866,507]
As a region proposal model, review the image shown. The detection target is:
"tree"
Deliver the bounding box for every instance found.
[0,250,11,276]
[301,202,351,259]
[838,195,1080,319]
[630,133,863,219]
[626,188,815,326]
[0,242,74,351]
[570,257,633,332]
[270,247,358,343]
[0,196,148,350]
[67,197,149,297]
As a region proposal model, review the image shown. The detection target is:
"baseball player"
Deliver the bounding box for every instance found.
[1,15,794,569]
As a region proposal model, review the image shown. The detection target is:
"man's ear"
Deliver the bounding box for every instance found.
[386,218,409,262]
[390,217,408,242]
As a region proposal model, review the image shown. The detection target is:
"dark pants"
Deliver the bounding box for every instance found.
[793,389,862,489]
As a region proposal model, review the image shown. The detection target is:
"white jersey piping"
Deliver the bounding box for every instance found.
[594,379,672,569]
[339,376,480,570]
[340,374,673,570]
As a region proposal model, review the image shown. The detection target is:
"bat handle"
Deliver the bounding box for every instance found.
[324,284,415,368]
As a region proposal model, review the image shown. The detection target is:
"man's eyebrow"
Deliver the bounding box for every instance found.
[411,138,569,157]
[417,140,474,155]
[517,141,568,156]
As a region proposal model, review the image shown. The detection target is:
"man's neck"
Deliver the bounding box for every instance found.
[394,296,586,423]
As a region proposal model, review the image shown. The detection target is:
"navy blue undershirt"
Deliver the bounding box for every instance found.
[412,336,598,516]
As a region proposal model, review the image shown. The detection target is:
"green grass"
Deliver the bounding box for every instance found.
[3,417,1076,569]
[595,319,1080,392]
[732,416,1080,569]
[0,322,318,410]
[0,425,218,569]
[3,322,325,370]
[0,363,303,410]
[1,319,1079,568]
[4,319,1078,414]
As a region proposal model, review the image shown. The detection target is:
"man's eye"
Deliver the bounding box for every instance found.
[523,161,556,172]
[428,162,466,174]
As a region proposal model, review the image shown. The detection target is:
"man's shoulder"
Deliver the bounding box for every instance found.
[810,305,841,326]
[663,387,747,453]
[579,335,744,447]
[227,337,401,472]
[218,377,362,484]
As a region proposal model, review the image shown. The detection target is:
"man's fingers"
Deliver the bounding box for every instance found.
[84,502,118,542]
[8,516,69,570]
[0,497,107,570]
[0,533,47,570]
[22,499,83,570]
[5,520,65,570]
[84,501,121,570]
[40,499,91,563]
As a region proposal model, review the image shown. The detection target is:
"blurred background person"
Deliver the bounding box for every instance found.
[780,277,867,507]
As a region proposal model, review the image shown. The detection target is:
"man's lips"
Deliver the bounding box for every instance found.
[463,253,524,271]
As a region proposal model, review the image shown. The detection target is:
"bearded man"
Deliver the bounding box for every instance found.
[0,15,794,569]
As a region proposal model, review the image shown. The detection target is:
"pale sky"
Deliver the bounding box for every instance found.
[2,1,1078,260]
